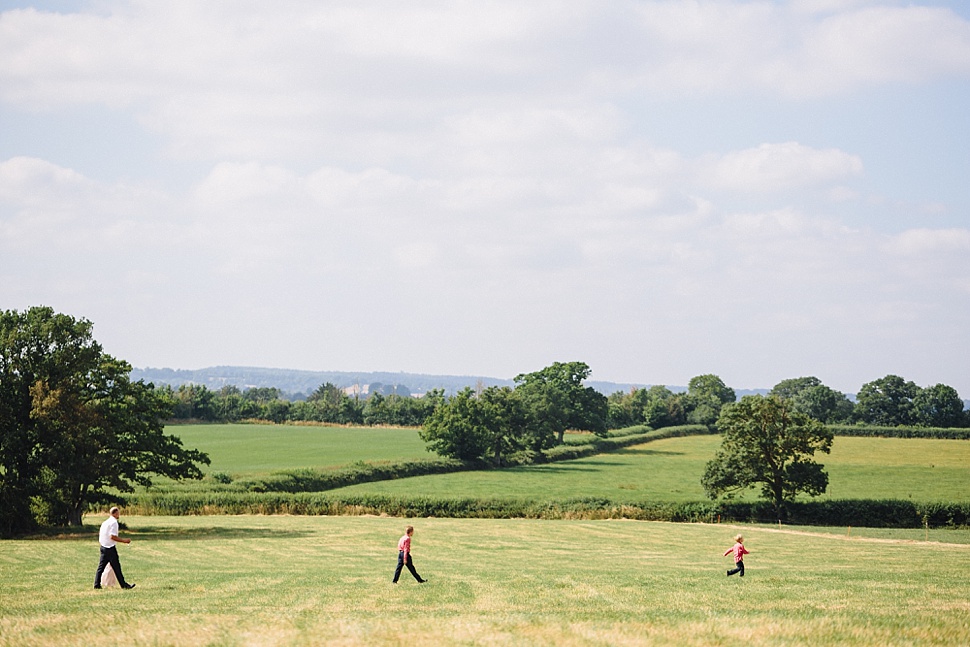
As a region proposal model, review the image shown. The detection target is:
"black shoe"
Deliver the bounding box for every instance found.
[94,585,102,590]
[122,583,136,589]
[418,579,427,583]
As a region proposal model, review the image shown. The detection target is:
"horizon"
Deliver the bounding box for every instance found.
[135,363,937,401]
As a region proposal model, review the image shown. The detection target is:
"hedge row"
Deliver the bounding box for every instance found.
[829,425,970,440]
[235,457,470,493]
[715,499,970,527]
[122,492,970,528]
[546,425,713,461]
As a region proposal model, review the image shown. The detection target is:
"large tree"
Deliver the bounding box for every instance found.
[912,383,966,428]
[0,307,209,535]
[513,361,608,446]
[419,386,526,465]
[853,375,919,426]
[769,376,853,423]
[686,374,736,426]
[701,394,833,519]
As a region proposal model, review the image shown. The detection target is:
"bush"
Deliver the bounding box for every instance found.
[829,425,970,440]
[236,458,471,493]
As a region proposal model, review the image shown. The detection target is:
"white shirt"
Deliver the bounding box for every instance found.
[99,516,119,548]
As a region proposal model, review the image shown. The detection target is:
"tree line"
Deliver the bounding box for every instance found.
[158,382,444,427]
[608,374,968,429]
[161,371,968,430]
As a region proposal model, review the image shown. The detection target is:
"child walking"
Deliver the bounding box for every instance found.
[392,525,426,584]
[724,534,749,577]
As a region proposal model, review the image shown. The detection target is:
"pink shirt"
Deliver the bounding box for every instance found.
[397,534,411,556]
[724,542,749,563]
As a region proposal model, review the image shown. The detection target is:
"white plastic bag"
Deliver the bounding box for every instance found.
[100,563,119,588]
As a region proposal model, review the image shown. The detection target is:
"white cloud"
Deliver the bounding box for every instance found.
[700,142,864,193]
[884,227,970,255]
[0,156,170,251]
[2,1,968,162]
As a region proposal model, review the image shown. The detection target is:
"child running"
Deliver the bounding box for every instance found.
[724,534,750,577]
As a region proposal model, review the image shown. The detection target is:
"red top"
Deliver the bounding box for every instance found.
[398,534,411,555]
[724,542,749,563]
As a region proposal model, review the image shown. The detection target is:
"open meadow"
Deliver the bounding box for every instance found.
[2,515,969,646]
[325,434,970,503]
[163,425,970,505]
[168,424,430,476]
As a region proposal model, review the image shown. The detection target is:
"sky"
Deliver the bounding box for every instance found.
[1,0,969,396]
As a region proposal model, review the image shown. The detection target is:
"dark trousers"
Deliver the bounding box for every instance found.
[94,545,129,587]
[727,560,745,577]
[393,551,422,583]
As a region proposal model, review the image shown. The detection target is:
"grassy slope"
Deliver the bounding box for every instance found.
[319,435,970,504]
[2,515,968,646]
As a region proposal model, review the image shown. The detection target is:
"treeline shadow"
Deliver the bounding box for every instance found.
[21,525,313,541]
[616,447,685,456]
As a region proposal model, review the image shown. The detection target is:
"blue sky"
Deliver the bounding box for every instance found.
[1,1,969,396]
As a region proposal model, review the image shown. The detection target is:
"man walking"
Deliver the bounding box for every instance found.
[392,525,426,584]
[94,507,135,590]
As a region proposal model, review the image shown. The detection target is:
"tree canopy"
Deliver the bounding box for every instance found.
[685,374,736,425]
[420,386,528,465]
[701,394,833,519]
[420,361,609,464]
[853,375,920,426]
[0,307,209,535]
[769,376,853,423]
[513,361,609,447]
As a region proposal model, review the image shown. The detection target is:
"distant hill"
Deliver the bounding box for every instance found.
[131,366,968,409]
[132,366,514,398]
[131,365,727,399]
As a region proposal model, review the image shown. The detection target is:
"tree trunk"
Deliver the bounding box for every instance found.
[68,504,83,526]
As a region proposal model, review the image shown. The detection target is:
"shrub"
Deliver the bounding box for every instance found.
[829,425,970,440]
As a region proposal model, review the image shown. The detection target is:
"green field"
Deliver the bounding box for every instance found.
[2,515,968,646]
[156,425,970,506]
[167,424,431,476]
[315,434,970,504]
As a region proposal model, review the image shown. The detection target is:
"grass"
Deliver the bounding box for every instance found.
[318,435,970,504]
[2,515,968,646]
[161,426,970,506]
[165,424,431,476]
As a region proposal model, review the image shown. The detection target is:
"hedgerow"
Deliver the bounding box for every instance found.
[236,458,471,493]
[120,492,970,528]
[829,425,970,440]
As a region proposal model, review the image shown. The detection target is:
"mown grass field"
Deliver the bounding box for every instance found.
[2,515,969,646]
